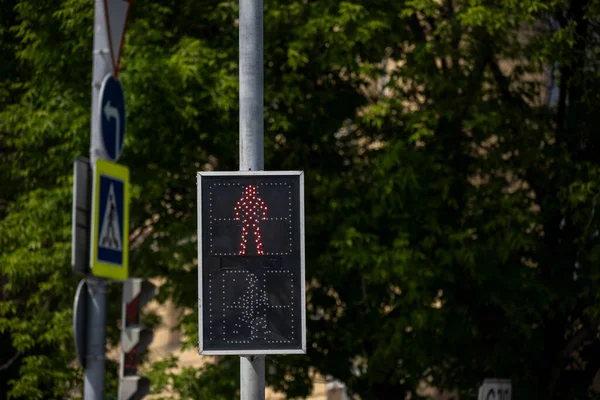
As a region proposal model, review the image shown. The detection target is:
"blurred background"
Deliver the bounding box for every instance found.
[1,0,600,399]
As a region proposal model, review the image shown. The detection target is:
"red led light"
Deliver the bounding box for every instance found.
[234,185,267,255]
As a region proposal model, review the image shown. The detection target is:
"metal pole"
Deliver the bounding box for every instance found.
[241,356,265,400]
[85,0,111,398]
[239,0,265,398]
[239,0,264,172]
[84,277,107,399]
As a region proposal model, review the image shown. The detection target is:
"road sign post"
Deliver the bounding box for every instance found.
[83,0,131,398]
[238,0,266,398]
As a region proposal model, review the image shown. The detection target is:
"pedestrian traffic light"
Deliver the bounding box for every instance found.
[196,171,306,355]
[119,278,156,400]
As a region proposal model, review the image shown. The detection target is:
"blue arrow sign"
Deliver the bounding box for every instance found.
[99,74,126,161]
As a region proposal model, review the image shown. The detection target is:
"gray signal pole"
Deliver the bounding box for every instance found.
[239,0,264,172]
[239,0,265,398]
[85,0,111,398]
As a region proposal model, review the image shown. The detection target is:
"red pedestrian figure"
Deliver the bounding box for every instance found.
[234,185,267,255]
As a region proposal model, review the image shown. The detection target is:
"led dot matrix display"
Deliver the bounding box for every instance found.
[197,171,305,354]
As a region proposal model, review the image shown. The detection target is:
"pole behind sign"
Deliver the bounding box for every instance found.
[86,0,130,398]
[85,2,113,397]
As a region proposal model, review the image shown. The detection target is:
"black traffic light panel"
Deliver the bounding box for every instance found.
[197,171,306,354]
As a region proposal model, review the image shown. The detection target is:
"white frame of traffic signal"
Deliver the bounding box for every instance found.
[197,170,306,355]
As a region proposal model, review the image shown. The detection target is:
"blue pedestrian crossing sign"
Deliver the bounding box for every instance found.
[99,74,126,161]
[91,159,129,280]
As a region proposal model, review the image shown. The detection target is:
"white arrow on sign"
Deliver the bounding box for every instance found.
[103,100,121,158]
[104,0,131,76]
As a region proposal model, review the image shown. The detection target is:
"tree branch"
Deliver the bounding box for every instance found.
[562,324,593,359]
[487,53,528,111]
[0,350,20,370]
[544,320,598,400]
[580,194,598,243]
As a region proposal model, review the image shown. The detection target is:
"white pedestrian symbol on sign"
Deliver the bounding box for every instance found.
[99,183,122,251]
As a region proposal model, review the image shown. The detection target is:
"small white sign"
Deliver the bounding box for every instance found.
[478,379,511,400]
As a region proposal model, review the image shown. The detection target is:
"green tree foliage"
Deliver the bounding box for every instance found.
[1,0,599,399]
